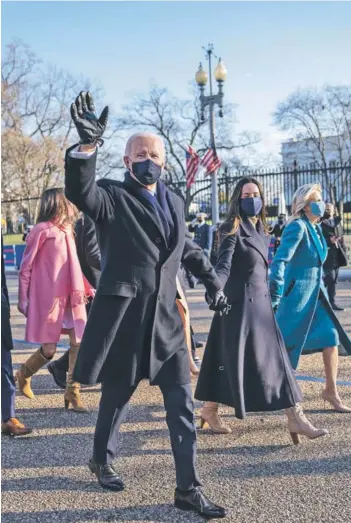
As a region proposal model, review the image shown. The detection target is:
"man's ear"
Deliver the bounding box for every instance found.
[124,156,130,170]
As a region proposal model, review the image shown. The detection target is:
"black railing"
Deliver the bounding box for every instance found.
[1,162,351,234]
[165,162,351,233]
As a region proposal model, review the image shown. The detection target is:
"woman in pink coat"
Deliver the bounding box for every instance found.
[16,188,94,412]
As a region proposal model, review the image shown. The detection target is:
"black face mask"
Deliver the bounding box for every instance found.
[131,159,162,185]
[323,212,331,219]
[278,218,285,225]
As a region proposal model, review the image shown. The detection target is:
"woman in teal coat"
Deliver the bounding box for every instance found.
[270,183,351,413]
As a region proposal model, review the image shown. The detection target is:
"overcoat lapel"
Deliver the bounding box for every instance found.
[164,189,180,258]
[123,181,168,246]
[303,216,327,264]
[240,219,269,265]
[122,178,181,257]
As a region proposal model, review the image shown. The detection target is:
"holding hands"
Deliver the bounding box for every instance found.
[206,290,231,316]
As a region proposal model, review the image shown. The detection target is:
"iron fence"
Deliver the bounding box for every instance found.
[165,162,351,233]
[1,162,351,236]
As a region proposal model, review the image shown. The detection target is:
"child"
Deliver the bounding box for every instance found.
[16,188,94,412]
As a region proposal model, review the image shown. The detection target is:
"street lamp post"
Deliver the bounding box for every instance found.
[195,44,227,225]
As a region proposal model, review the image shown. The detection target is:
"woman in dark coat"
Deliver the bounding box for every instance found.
[195,177,327,444]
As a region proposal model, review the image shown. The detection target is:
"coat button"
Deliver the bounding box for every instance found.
[249,298,254,302]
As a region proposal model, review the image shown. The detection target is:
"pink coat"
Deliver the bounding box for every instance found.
[18,222,92,344]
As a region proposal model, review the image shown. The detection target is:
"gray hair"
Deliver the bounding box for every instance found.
[125,132,165,156]
[288,183,322,223]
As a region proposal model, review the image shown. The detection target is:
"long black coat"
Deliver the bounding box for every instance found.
[1,238,13,351]
[65,146,221,387]
[75,214,101,289]
[195,219,302,419]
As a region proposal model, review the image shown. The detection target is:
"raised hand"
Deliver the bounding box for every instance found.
[70,91,109,145]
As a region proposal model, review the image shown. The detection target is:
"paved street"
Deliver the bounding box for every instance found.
[2,272,351,523]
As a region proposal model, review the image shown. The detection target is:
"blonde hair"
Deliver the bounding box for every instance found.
[288,183,322,223]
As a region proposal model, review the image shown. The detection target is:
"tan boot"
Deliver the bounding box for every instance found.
[15,348,50,399]
[285,404,328,445]
[200,402,232,434]
[64,344,88,413]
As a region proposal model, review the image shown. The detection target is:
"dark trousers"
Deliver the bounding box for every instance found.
[1,348,16,421]
[324,268,339,305]
[93,380,201,491]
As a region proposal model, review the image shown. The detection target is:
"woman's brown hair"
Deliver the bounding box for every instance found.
[222,176,270,236]
[36,188,79,226]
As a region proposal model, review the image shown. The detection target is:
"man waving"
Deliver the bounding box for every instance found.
[65,92,227,519]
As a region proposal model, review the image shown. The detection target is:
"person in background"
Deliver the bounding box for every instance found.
[22,225,34,243]
[188,213,212,257]
[47,213,101,389]
[272,213,287,254]
[176,274,200,377]
[195,178,326,444]
[321,203,348,311]
[16,188,95,412]
[1,238,32,436]
[186,213,212,288]
[270,184,351,414]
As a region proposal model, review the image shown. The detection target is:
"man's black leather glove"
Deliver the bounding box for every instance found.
[70,91,109,146]
[206,290,230,314]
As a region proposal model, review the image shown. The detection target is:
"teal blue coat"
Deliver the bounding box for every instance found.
[270,215,351,369]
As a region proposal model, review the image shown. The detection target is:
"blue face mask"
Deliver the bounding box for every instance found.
[240,197,263,217]
[309,201,326,217]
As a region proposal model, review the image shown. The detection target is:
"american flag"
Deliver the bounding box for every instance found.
[201,148,221,175]
[186,145,200,188]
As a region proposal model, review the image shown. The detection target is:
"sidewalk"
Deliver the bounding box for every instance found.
[2,272,351,523]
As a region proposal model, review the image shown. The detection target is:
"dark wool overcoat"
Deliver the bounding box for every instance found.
[65,146,221,387]
[2,238,13,351]
[195,218,302,419]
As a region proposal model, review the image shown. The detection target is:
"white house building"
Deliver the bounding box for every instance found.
[281,134,351,168]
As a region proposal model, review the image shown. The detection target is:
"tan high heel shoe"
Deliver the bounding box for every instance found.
[321,390,351,413]
[200,403,232,434]
[285,404,328,445]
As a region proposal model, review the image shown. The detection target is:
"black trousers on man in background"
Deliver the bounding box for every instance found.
[323,268,339,307]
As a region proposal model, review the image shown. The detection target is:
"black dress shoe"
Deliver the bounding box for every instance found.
[88,459,125,491]
[174,487,226,519]
[332,304,344,311]
[47,361,67,389]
